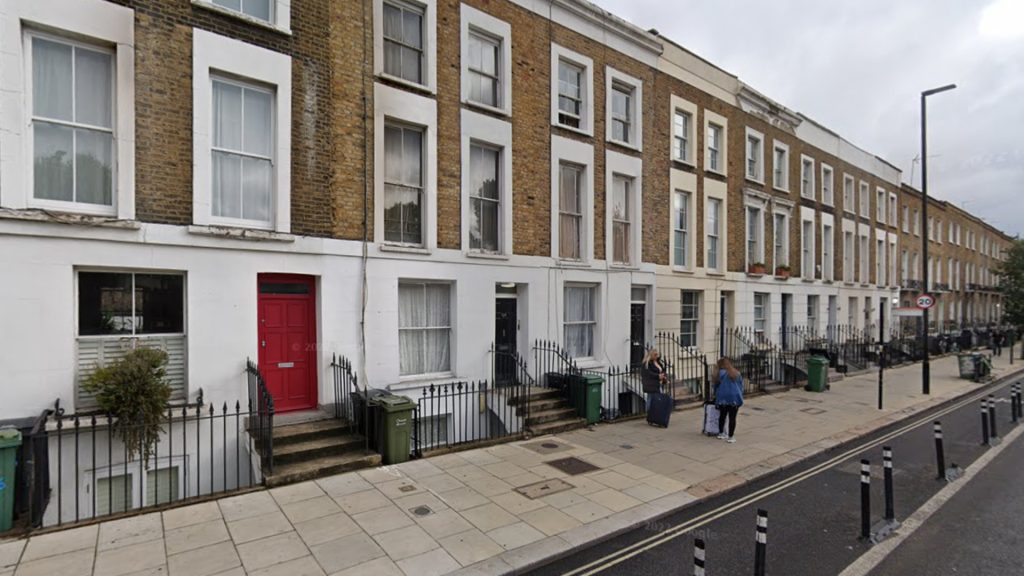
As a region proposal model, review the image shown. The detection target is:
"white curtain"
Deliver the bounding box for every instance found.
[212,81,272,222]
[564,286,593,358]
[399,284,450,375]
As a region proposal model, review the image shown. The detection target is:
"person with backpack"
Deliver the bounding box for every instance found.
[715,357,744,443]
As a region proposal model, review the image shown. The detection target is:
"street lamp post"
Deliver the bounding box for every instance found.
[921,84,956,396]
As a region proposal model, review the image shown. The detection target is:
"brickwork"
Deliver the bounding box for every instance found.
[108,0,335,237]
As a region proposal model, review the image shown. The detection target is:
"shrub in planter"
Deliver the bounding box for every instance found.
[82,347,172,465]
[748,262,767,274]
[775,265,791,278]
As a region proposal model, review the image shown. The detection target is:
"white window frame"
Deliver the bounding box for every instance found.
[374,0,437,93]
[0,0,135,219]
[913,209,921,236]
[807,295,819,330]
[461,110,512,255]
[889,193,898,228]
[374,83,437,250]
[753,292,769,336]
[902,205,910,233]
[551,44,594,136]
[842,174,855,214]
[705,190,726,273]
[671,167,697,271]
[679,290,700,348]
[772,208,790,270]
[745,128,765,184]
[563,283,598,360]
[843,230,855,283]
[397,281,453,378]
[821,218,834,282]
[86,456,186,517]
[859,181,870,218]
[193,29,291,233]
[606,151,642,267]
[800,155,815,199]
[605,67,643,151]
[876,236,886,286]
[745,193,767,270]
[801,214,816,280]
[672,190,692,269]
[670,95,696,165]
[192,0,290,32]
[460,5,511,116]
[551,136,595,262]
[820,164,833,206]
[859,233,870,283]
[876,188,887,223]
[772,142,790,192]
[704,110,728,176]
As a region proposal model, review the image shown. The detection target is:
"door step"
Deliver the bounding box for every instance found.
[259,418,378,486]
[265,451,381,487]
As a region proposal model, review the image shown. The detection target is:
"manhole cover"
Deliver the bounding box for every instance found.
[516,478,575,499]
[619,444,634,450]
[398,485,418,493]
[546,457,600,476]
[409,505,433,517]
[522,440,573,455]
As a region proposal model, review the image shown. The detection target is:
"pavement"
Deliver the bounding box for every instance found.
[1,347,1022,576]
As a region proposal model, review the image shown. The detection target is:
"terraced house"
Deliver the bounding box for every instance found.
[0,0,1013,528]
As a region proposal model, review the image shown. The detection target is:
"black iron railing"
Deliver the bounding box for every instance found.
[655,332,710,400]
[19,407,52,529]
[246,359,274,476]
[411,379,526,457]
[825,324,871,370]
[532,339,580,389]
[38,394,257,528]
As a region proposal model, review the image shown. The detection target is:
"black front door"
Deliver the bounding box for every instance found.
[630,303,645,367]
[495,298,517,384]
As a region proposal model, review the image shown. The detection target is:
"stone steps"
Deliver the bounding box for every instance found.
[261,417,378,486]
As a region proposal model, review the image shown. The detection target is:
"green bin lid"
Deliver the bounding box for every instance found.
[582,374,604,385]
[0,427,22,449]
[378,395,416,412]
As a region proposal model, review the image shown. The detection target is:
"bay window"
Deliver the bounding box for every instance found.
[398,282,451,376]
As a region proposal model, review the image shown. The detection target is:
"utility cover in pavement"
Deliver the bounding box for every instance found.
[522,440,573,455]
[799,407,827,415]
[516,478,575,499]
[545,456,600,475]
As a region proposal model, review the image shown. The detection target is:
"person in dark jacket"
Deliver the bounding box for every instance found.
[641,348,667,408]
[714,357,744,443]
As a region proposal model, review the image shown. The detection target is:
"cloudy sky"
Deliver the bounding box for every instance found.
[593,0,1024,237]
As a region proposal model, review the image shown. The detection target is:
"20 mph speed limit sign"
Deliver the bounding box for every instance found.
[916,294,936,310]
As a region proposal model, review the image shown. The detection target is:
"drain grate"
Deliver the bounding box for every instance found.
[516,478,575,499]
[546,456,600,476]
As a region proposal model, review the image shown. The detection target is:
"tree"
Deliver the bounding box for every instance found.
[996,238,1024,328]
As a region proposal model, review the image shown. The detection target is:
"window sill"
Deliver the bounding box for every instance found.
[556,259,591,269]
[379,244,431,255]
[745,176,765,186]
[801,278,815,283]
[465,251,510,261]
[773,186,790,194]
[673,158,696,170]
[553,122,594,138]
[773,275,790,281]
[746,272,765,278]
[377,73,436,96]
[463,99,510,118]
[0,207,140,229]
[188,225,295,242]
[671,266,694,274]
[607,138,641,153]
[705,168,727,178]
[609,263,639,271]
[706,271,726,277]
[390,373,458,391]
[191,1,291,35]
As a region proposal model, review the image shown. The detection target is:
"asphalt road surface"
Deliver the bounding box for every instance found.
[868,420,1024,575]
[526,375,1020,576]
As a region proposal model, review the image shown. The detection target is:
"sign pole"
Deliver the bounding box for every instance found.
[878,304,885,410]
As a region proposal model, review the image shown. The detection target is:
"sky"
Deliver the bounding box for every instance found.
[592,0,1024,237]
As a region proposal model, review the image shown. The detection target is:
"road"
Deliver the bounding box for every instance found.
[525,376,1019,576]
[868,418,1024,575]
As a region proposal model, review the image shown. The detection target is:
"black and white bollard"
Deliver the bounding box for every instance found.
[754,509,768,576]
[1012,386,1019,423]
[934,421,946,479]
[693,538,706,576]
[988,394,998,439]
[982,400,991,446]
[883,447,894,522]
[860,459,871,541]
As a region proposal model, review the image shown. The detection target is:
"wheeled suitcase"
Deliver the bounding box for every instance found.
[702,402,721,436]
[646,392,672,428]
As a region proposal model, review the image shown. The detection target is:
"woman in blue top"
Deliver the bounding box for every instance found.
[715,357,744,443]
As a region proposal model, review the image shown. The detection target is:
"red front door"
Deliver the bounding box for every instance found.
[257,274,317,412]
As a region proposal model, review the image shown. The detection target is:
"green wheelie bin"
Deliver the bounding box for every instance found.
[0,427,22,532]
[573,374,603,424]
[805,356,829,392]
[379,395,416,465]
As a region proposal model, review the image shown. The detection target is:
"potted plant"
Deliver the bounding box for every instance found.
[775,264,791,278]
[83,347,173,465]
[748,262,767,275]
